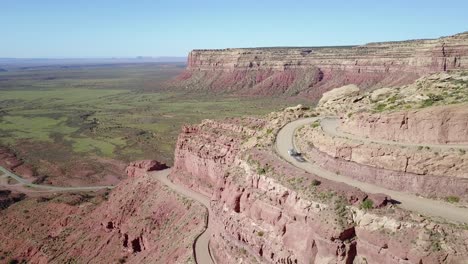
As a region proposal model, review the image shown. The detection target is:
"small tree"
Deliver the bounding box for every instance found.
[360,199,373,210]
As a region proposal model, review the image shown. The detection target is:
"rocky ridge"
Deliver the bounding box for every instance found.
[0,162,204,264]
[297,71,468,202]
[170,102,468,263]
[175,32,468,99]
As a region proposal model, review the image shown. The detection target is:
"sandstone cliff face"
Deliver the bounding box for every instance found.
[295,125,468,200]
[342,105,468,144]
[175,32,468,99]
[304,71,468,200]
[172,118,264,196]
[170,109,468,264]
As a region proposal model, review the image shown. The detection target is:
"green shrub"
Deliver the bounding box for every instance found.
[421,99,435,107]
[374,103,387,112]
[257,231,264,237]
[256,167,266,175]
[445,196,460,203]
[360,199,373,210]
[311,179,321,186]
[387,95,398,104]
[311,121,320,128]
[428,93,443,101]
[421,93,443,108]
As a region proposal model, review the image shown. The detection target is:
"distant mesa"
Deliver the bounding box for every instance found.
[0,68,7,72]
[173,31,468,100]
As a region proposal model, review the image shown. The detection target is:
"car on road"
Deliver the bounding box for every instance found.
[288,148,298,156]
[288,148,307,162]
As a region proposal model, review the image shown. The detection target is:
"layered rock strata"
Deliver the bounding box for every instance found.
[342,104,468,144]
[301,71,468,200]
[170,108,468,263]
[295,126,468,200]
[0,167,205,263]
[175,32,468,99]
[172,118,265,196]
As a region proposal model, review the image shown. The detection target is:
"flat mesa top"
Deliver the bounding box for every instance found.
[191,31,468,53]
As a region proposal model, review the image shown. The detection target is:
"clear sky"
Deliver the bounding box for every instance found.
[1,0,467,58]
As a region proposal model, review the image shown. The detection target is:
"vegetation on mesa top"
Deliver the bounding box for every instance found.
[371,71,468,114]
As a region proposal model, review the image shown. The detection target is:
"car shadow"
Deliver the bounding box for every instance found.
[293,154,306,162]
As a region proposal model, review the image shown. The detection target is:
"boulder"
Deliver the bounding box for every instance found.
[318,84,360,106]
[125,160,167,178]
[366,193,389,208]
[370,87,395,102]
[285,104,309,112]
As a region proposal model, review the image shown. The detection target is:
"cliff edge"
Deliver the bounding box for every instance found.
[174,32,468,100]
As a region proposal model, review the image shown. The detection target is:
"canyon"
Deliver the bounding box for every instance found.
[0,161,205,264]
[1,32,468,264]
[169,98,468,263]
[175,32,468,100]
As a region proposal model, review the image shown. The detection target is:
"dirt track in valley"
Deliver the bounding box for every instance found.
[151,169,215,264]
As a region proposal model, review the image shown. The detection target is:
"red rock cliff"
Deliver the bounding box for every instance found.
[175,32,468,99]
[170,113,468,264]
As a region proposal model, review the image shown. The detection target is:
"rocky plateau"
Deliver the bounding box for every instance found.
[174,32,468,100]
[2,32,468,264]
[170,98,468,263]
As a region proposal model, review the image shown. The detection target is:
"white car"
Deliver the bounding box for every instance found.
[288,149,298,156]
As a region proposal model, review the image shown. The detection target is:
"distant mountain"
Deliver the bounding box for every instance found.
[0,68,6,72]
[136,56,186,62]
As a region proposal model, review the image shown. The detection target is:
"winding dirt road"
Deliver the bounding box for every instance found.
[276,117,468,223]
[2,165,215,263]
[151,169,215,264]
[0,166,113,192]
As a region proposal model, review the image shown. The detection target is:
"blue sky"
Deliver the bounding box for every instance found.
[1,0,467,58]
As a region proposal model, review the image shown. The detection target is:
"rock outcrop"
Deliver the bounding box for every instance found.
[172,118,264,196]
[174,32,468,99]
[299,71,468,200]
[342,104,468,144]
[317,84,361,112]
[295,126,468,199]
[125,160,168,178]
[0,147,37,182]
[0,170,205,263]
[170,107,468,263]
[0,189,25,210]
